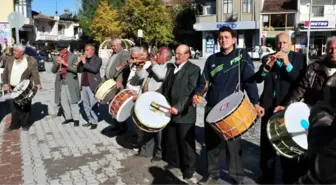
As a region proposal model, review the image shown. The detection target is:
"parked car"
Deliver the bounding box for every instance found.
[248,46,275,60]
[25,47,46,71]
[190,47,201,59]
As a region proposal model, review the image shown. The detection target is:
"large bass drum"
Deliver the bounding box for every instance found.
[267,102,310,158]
[132,91,171,133]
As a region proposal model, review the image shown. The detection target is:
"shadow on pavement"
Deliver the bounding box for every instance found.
[149,166,187,185]
[194,125,261,183]
[31,102,49,123]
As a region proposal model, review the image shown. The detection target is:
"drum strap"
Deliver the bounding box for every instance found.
[142,77,150,93]
[235,49,243,92]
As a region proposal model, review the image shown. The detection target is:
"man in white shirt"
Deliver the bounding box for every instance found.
[1,44,41,132]
[133,46,172,162]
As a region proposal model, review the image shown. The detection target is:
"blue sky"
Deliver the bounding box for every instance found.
[32,0,79,16]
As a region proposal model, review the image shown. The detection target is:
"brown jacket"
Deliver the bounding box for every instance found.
[1,55,41,86]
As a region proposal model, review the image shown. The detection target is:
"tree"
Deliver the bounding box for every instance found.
[77,0,124,37]
[119,0,174,46]
[90,0,121,43]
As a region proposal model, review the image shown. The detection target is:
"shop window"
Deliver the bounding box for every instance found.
[243,0,252,13]
[223,0,233,14]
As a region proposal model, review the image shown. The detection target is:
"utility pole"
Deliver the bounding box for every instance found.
[306,0,313,64]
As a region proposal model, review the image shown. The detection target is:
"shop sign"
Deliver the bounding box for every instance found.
[304,21,328,28]
[216,23,237,29]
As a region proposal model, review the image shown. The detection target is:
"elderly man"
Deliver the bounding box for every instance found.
[52,47,80,127]
[161,44,200,180]
[294,36,336,184]
[2,44,41,132]
[126,46,150,93]
[133,46,172,162]
[252,32,307,184]
[78,43,102,129]
[104,38,130,89]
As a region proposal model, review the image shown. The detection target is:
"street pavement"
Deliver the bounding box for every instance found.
[0,60,268,184]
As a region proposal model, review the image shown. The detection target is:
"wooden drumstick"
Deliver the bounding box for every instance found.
[150,102,170,112]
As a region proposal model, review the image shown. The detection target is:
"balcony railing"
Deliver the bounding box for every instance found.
[36,33,58,41]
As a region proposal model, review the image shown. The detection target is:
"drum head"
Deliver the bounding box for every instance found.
[134,91,171,129]
[115,97,134,122]
[11,80,30,99]
[285,102,310,150]
[206,91,244,123]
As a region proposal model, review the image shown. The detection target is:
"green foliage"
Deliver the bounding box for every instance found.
[90,0,121,43]
[78,0,123,37]
[119,0,174,46]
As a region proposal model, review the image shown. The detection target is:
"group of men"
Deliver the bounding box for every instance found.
[1,25,336,184]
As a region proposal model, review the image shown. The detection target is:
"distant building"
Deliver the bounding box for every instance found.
[193,0,262,58]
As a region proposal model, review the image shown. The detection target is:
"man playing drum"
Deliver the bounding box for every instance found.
[52,46,81,127]
[161,44,200,181]
[274,37,336,184]
[104,38,130,132]
[192,26,264,184]
[2,44,41,132]
[252,32,307,184]
[77,43,103,129]
[133,46,172,162]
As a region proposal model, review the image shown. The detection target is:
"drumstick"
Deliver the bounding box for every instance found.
[150,102,170,112]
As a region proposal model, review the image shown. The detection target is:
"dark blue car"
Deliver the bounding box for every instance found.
[25,47,46,71]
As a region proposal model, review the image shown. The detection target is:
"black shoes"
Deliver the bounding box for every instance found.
[90,124,97,130]
[62,119,73,124]
[82,123,97,129]
[183,172,194,180]
[74,120,79,127]
[151,156,162,162]
[82,123,91,127]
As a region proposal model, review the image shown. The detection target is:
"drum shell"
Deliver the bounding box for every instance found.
[132,110,163,133]
[210,96,257,140]
[13,81,38,106]
[109,89,136,120]
[267,110,306,158]
[95,79,117,103]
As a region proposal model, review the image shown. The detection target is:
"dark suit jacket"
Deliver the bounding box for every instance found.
[78,54,103,92]
[161,61,201,124]
[251,51,307,110]
[1,55,41,86]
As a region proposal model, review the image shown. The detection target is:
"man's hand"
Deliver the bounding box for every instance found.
[35,84,41,90]
[192,94,202,106]
[132,95,137,102]
[274,105,285,113]
[254,104,265,117]
[80,56,86,64]
[3,84,10,91]
[116,80,123,89]
[275,52,290,66]
[170,107,178,115]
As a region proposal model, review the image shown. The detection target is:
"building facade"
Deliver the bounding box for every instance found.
[193,0,262,58]
[260,0,298,50]
[0,0,15,49]
[297,0,336,56]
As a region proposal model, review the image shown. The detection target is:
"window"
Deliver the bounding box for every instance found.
[312,6,324,17]
[223,0,233,14]
[243,0,252,13]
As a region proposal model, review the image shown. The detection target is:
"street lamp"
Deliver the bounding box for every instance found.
[306,0,313,63]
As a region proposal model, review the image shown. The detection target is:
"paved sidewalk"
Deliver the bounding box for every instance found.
[0,61,264,184]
